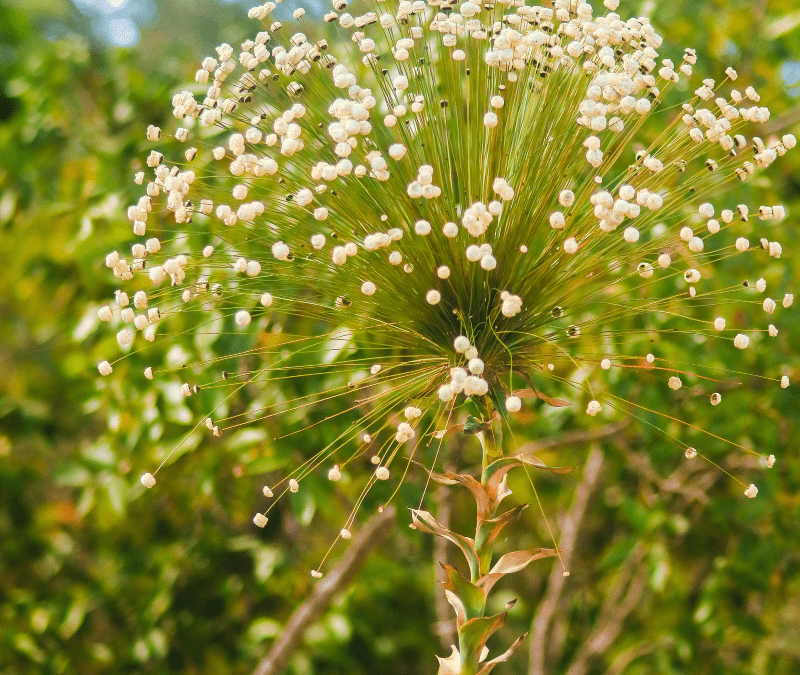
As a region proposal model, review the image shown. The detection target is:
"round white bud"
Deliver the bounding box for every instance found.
[454,336,470,353]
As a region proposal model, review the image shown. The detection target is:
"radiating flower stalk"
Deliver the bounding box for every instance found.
[94,0,795,671]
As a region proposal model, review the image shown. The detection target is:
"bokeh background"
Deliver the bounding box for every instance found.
[1,0,800,673]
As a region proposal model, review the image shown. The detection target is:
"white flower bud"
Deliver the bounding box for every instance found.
[480,254,497,270]
[466,245,482,261]
[141,473,156,488]
[454,336,470,353]
[733,333,750,349]
[623,227,640,243]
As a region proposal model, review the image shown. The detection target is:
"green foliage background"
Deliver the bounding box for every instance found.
[1,1,799,674]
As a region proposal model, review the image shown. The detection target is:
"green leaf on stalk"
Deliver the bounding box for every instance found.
[482,451,576,496]
[411,510,480,580]
[477,548,559,594]
[463,415,486,434]
[415,464,493,520]
[458,599,516,666]
[440,564,487,627]
[476,505,528,551]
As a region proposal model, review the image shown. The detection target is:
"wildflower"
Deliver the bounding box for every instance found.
[96,0,791,590]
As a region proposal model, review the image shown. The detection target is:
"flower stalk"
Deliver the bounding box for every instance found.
[413,400,563,675]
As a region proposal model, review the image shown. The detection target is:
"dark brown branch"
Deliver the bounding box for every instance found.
[252,506,397,675]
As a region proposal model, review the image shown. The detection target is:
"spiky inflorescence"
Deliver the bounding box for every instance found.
[98,0,792,558]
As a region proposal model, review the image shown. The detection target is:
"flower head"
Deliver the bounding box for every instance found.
[97,0,793,551]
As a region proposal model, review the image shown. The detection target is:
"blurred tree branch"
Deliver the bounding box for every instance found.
[252,506,397,675]
[515,420,629,455]
[529,444,605,675]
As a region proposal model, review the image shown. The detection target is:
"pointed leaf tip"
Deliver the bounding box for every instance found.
[436,645,461,675]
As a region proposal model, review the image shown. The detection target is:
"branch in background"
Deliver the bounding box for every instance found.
[515,421,629,455]
[563,545,648,675]
[616,438,716,507]
[606,640,666,675]
[529,444,605,675]
[252,506,397,675]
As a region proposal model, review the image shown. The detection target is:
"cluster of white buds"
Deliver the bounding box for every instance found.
[465,242,497,271]
[462,201,500,237]
[407,165,441,199]
[395,422,415,444]
[500,291,522,318]
[491,177,515,202]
